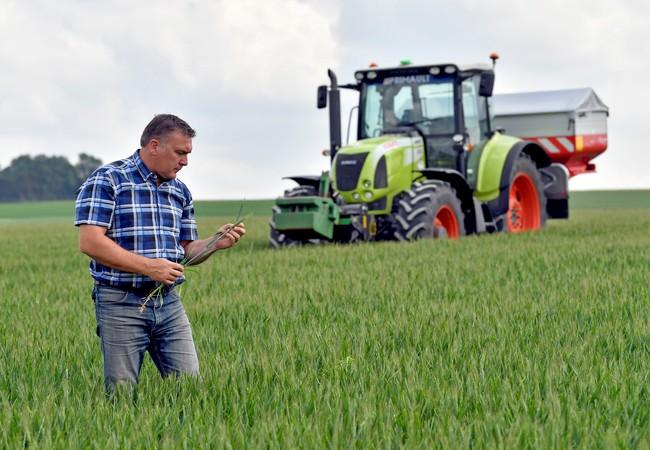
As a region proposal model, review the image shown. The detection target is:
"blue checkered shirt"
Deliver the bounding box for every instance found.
[74,150,199,288]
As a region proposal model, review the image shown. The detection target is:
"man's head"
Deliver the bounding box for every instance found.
[140,114,195,181]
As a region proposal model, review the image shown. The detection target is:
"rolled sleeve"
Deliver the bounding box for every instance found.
[74,171,116,228]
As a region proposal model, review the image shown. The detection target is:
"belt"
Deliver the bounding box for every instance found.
[95,282,174,297]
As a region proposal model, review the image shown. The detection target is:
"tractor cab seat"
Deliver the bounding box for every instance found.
[399,108,414,124]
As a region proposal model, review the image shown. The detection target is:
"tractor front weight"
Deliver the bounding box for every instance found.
[273,196,339,240]
[271,195,376,244]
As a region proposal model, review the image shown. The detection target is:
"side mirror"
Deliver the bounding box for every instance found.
[479,71,495,97]
[317,85,328,109]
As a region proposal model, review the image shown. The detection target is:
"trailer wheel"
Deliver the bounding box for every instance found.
[505,154,547,233]
[269,185,322,248]
[393,181,465,241]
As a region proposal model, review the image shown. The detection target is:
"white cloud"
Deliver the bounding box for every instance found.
[0,0,647,197]
[0,0,339,197]
[335,0,650,191]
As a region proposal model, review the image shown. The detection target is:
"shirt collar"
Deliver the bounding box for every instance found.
[132,149,157,183]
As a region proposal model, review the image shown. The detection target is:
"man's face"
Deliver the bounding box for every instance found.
[152,130,192,180]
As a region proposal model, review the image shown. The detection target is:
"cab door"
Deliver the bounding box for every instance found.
[461,76,494,176]
[461,78,482,147]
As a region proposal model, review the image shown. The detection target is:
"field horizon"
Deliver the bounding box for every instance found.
[0,189,648,221]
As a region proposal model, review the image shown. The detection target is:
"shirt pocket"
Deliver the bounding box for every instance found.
[114,182,156,231]
[160,187,186,234]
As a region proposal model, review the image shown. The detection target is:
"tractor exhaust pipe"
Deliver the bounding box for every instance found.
[327,69,342,160]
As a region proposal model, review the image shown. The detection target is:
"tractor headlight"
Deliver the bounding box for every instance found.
[352,192,361,200]
[364,191,373,200]
[363,179,371,188]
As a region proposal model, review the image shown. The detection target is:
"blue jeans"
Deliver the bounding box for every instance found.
[92,284,200,391]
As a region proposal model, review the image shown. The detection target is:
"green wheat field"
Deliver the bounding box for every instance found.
[1,191,649,449]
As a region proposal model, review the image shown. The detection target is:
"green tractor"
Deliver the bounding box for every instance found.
[270,55,570,247]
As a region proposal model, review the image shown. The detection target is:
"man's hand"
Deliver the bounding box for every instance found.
[179,222,246,266]
[214,223,246,250]
[144,258,185,285]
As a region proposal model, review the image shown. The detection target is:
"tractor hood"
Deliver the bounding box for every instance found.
[338,135,411,155]
[331,134,425,210]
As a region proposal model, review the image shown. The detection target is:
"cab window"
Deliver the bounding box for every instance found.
[462,78,481,144]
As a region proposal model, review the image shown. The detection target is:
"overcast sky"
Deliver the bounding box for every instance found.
[1,0,648,199]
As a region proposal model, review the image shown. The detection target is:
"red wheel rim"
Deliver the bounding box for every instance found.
[507,172,541,232]
[433,205,460,239]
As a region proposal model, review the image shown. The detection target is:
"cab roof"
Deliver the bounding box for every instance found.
[354,62,492,82]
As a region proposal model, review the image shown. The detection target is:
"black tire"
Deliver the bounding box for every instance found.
[498,153,547,232]
[393,180,466,241]
[269,185,322,248]
[269,219,301,248]
[284,185,317,197]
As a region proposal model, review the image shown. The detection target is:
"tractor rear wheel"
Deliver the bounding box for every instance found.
[505,154,547,233]
[269,185,321,248]
[393,181,465,241]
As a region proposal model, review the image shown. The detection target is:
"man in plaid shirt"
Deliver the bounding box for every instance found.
[75,114,245,392]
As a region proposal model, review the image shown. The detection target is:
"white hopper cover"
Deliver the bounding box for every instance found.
[493,88,609,116]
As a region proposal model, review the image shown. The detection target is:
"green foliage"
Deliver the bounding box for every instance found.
[74,153,103,183]
[0,153,102,202]
[0,209,649,448]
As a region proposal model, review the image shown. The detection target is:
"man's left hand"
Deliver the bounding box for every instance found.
[216,223,246,249]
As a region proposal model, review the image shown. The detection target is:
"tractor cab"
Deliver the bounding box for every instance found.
[352,63,496,175]
[271,56,594,247]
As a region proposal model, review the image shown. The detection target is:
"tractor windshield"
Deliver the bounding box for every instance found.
[361,76,455,139]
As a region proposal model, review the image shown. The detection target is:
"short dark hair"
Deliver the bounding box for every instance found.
[140,114,196,147]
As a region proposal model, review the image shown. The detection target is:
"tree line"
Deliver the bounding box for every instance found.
[0,153,103,202]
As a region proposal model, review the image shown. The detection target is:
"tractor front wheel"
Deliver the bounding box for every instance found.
[269,185,322,248]
[269,223,323,248]
[269,223,301,248]
[393,181,466,241]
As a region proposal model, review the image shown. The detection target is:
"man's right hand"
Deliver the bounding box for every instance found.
[145,258,185,285]
[79,225,185,284]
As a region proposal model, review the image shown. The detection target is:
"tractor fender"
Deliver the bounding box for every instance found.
[475,136,551,217]
[418,168,480,234]
[489,141,551,217]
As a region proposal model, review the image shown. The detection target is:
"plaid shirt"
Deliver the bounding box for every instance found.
[74,150,198,288]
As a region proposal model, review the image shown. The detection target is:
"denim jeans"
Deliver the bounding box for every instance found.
[92,284,200,391]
